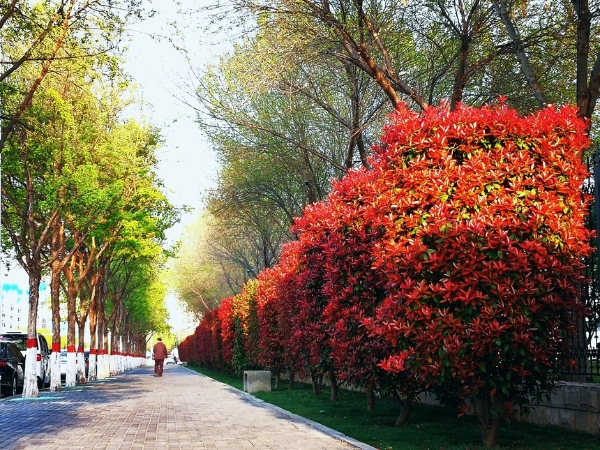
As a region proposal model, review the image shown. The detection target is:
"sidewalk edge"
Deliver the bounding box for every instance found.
[190,369,377,450]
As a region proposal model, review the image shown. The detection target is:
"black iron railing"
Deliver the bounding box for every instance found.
[562,150,600,382]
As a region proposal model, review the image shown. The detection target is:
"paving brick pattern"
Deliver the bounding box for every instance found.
[0,364,375,450]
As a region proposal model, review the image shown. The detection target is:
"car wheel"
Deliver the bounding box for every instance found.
[11,376,17,396]
[38,368,47,389]
[4,375,17,397]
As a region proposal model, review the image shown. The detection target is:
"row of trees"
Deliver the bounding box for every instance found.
[180,101,592,448]
[0,1,178,397]
[171,0,600,309]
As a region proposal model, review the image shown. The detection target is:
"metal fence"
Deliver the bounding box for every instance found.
[563,150,600,382]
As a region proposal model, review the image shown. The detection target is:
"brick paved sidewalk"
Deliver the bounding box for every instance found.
[0,363,376,450]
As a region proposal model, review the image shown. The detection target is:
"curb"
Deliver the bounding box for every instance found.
[189,368,378,450]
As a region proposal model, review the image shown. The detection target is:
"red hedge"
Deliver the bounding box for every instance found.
[180,101,592,430]
[362,101,592,414]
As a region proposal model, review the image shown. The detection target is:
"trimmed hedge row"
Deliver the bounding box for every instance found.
[179,102,592,448]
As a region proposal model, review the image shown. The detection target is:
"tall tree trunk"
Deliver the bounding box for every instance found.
[492,0,549,107]
[105,308,117,377]
[19,164,58,398]
[474,392,502,449]
[122,331,129,372]
[450,34,471,110]
[87,270,102,381]
[288,370,295,390]
[574,0,591,121]
[343,63,371,170]
[49,222,63,392]
[311,370,323,395]
[102,312,110,379]
[366,385,376,412]
[96,292,107,379]
[394,399,412,426]
[77,318,87,383]
[88,282,98,381]
[572,0,600,146]
[111,313,120,376]
[23,270,42,398]
[63,257,78,387]
[329,371,338,402]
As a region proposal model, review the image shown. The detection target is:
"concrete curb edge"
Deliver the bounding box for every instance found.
[187,368,378,450]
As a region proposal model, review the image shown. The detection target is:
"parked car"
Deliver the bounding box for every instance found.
[0,332,51,388]
[165,354,175,365]
[60,350,89,381]
[0,341,25,397]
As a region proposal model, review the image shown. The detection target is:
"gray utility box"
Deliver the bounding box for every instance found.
[243,370,271,393]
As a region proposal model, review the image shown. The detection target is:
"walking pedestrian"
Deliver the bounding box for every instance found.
[153,338,168,377]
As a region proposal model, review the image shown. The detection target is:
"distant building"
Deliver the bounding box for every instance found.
[0,282,51,333]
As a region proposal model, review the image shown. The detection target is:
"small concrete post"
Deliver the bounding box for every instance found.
[243,370,271,393]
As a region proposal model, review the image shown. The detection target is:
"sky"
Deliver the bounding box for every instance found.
[123,0,231,330]
[123,0,225,245]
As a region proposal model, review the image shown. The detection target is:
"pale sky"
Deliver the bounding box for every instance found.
[123,0,232,331]
[124,0,227,245]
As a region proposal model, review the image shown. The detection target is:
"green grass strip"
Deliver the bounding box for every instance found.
[189,366,600,450]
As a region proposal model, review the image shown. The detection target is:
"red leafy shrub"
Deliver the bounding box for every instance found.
[317,172,388,387]
[178,334,193,363]
[289,206,341,393]
[361,101,592,446]
[294,166,422,415]
[195,309,223,370]
[227,281,261,374]
[179,308,223,370]
[179,100,591,448]
[256,241,304,379]
[256,269,287,377]
[241,281,261,370]
[218,297,236,373]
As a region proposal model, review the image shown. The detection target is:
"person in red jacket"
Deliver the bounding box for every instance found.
[152,338,168,377]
